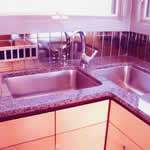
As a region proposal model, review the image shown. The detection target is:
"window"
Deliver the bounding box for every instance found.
[145,0,150,17]
[0,0,118,17]
[143,0,150,19]
[139,98,150,115]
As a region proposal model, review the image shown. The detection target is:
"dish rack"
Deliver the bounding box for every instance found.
[0,44,38,62]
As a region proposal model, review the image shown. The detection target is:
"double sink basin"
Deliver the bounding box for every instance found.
[96,65,150,96]
[5,64,150,99]
[5,69,101,99]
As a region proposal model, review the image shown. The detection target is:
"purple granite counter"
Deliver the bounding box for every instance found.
[0,56,150,126]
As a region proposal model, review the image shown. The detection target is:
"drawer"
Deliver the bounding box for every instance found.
[110,101,150,150]
[3,136,55,150]
[0,112,54,149]
[56,100,109,134]
[107,123,142,150]
[56,123,106,150]
[15,136,55,150]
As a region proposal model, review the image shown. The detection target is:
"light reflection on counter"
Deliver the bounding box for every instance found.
[138,98,150,116]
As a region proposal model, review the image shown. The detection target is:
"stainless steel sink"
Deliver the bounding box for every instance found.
[97,65,150,95]
[5,69,101,99]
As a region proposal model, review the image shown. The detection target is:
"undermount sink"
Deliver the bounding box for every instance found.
[5,69,101,99]
[97,65,150,95]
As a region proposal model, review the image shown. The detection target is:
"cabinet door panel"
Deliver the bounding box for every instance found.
[15,136,55,150]
[3,147,17,150]
[56,100,108,134]
[106,123,142,150]
[56,123,106,150]
[0,112,54,149]
[110,101,150,150]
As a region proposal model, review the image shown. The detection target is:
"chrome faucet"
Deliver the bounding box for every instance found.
[71,31,98,68]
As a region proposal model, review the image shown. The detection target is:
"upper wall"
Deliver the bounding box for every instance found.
[130,0,150,35]
[0,0,132,34]
[0,16,128,34]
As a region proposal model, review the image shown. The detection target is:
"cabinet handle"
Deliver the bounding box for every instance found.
[123,145,126,150]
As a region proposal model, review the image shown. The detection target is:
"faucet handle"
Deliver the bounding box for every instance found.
[90,50,98,60]
[81,53,89,64]
[81,50,98,64]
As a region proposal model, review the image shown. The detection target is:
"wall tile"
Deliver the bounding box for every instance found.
[0,31,150,69]
[85,32,94,56]
[138,34,148,60]
[145,36,150,62]
[94,32,103,56]
[120,32,128,56]
[126,32,150,63]
[0,35,11,40]
[128,32,134,56]
[111,32,119,56]
[103,32,112,56]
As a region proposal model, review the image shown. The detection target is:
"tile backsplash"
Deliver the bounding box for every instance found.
[0,32,129,60]
[127,32,150,62]
[0,31,149,68]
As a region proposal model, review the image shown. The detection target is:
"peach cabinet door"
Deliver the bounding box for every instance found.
[0,112,55,149]
[56,100,109,134]
[106,123,142,150]
[3,147,17,150]
[110,101,150,150]
[56,123,106,150]
[14,136,55,150]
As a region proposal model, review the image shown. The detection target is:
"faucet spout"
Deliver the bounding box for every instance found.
[72,30,86,54]
[71,31,98,68]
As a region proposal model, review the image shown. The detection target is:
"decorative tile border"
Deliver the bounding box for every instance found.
[0,31,149,67]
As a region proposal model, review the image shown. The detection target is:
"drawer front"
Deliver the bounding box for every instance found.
[0,112,54,149]
[3,136,55,150]
[56,123,106,150]
[110,101,150,150]
[15,136,55,150]
[106,123,142,150]
[56,100,109,134]
[3,147,17,150]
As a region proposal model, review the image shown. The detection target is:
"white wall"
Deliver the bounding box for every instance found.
[130,0,150,35]
[0,0,132,34]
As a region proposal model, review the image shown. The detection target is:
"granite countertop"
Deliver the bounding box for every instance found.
[0,56,150,125]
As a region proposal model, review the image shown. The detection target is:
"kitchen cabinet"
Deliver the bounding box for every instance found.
[3,98,149,150]
[107,101,150,150]
[56,122,106,150]
[0,100,109,150]
[56,100,109,134]
[0,112,54,149]
[56,100,109,150]
[3,136,55,150]
[106,123,141,150]
[3,147,17,150]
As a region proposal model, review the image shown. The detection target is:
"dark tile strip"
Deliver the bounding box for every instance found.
[126,32,131,56]
[118,32,122,56]
[110,32,114,56]
[101,32,105,57]
[2,31,150,63]
[144,36,150,61]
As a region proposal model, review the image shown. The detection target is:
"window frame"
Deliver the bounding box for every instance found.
[141,0,150,22]
[50,0,122,21]
[0,0,131,34]
[0,0,120,18]
[143,0,150,20]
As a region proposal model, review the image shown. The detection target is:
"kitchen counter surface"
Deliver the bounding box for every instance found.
[0,56,150,125]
